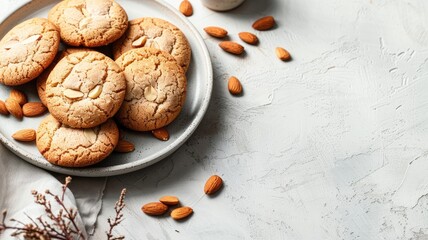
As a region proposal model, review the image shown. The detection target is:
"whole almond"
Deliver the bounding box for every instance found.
[238,32,259,45]
[204,175,223,195]
[5,98,23,119]
[142,202,168,216]
[12,129,36,142]
[228,76,243,95]
[114,140,135,153]
[0,100,9,115]
[204,26,228,38]
[252,16,275,31]
[179,0,193,17]
[219,41,245,55]
[152,128,169,141]
[159,196,179,206]
[170,207,193,220]
[276,47,291,61]
[9,89,27,106]
[22,102,47,117]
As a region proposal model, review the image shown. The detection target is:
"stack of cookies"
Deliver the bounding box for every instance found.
[0,0,191,168]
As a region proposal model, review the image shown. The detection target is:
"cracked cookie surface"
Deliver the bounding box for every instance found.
[37,48,89,106]
[115,47,187,131]
[112,17,191,72]
[37,114,119,167]
[48,0,128,47]
[0,18,60,86]
[46,51,126,128]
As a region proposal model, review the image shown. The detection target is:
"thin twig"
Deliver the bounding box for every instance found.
[106,188,127,240]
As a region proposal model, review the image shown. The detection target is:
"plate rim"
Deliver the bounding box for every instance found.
[0,0,213,177]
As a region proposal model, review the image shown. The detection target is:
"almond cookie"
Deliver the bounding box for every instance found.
[115,48,187,131]
[112,17,191,72]
[37,48,89,106]
[0,18,60,86]
[46,51,126,128]
[48,0,128,47]
[37,115,119,167]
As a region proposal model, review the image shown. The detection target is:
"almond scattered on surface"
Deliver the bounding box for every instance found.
[171,206,193,220]
[0,100,9,115]
[142,202,169,216]
[238,32,258,45]
[204,175,223,195]
[228,76,243,95]
[159,196,180,206]
[204,26,228,38]
[219,41,245,55]
[152,128,169,141]
[5,98,23,119]
[179,0,193,16]
[275,47,291,61]
[114,140,135,153]
[22,102,47,117]
[252,16,275,31]
[9,89,27,106]
[12,129,36,142]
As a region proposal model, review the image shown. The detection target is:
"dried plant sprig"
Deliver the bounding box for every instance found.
[106,188,127,240]
[0,177,84,239]
[0,177,127,240]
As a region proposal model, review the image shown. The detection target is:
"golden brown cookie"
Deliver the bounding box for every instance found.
[115,48,187,131]
[46,51,126,128]
[48,0,128,47]
[37,48,89,106]
[112,17,191,72]
[36,115,119,167]
[0,18,60,86]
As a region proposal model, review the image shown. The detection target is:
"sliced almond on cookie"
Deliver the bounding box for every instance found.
[79,17,92,29]
[81,8,90,17]
[64,89,84,100]
[3,40,19,50]
[148,40,160,49]
[83,129,97,143]
[21,34,42,45]
[132,36,148,47]
[88,85,102,99]
[144,86,157,101]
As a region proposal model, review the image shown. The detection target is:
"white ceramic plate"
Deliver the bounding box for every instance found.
[0,0,212,177]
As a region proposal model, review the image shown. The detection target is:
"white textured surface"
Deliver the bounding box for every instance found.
[3,0,428,239]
